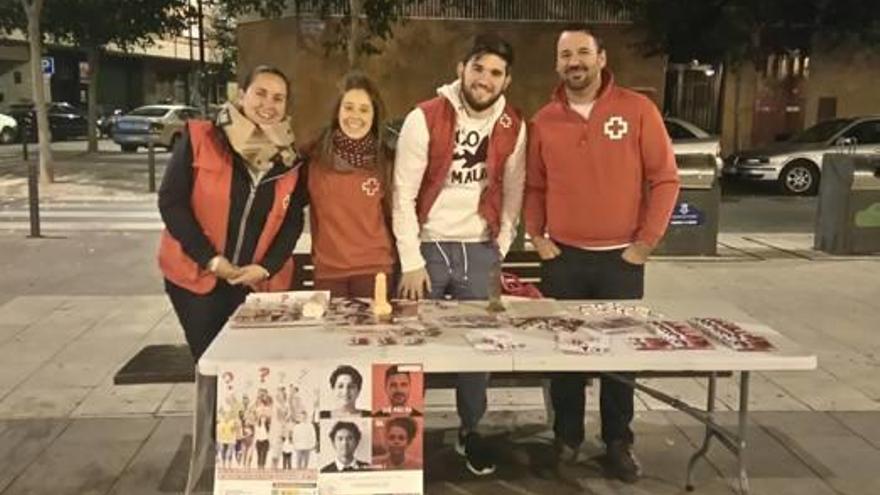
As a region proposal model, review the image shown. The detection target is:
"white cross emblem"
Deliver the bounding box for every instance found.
[282,195,290,210]
[361,177,380,196]
[603,116,629,140]
[499,113,512,129]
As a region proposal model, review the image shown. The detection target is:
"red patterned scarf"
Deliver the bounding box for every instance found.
[331,129,376,170]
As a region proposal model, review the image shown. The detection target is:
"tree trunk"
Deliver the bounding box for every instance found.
[86,46,100,153]
[348,0,363,69]
[22,0,53,183]
[733,64,742,153]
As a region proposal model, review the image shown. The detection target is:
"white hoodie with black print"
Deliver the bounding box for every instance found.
[392,80,527,273]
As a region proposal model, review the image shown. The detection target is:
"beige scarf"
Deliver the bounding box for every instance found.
[218,102,297,172]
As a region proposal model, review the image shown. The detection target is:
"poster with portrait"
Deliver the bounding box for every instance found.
[216,360,423,495]
[214,363,322,495]
[371,363,424,417]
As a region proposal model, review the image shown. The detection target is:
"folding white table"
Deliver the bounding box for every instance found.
[187,298,817,494]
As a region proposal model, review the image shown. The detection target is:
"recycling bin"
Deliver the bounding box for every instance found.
[654,154,720,256]
[814,154,880,254]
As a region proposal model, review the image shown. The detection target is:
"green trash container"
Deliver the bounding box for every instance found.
[814,154,880,255]
[654,154,720,256]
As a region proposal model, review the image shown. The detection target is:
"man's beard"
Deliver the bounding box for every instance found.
[461,82,503,112]
[564,66,598,91]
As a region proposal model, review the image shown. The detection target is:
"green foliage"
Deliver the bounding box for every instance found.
[602,0,880,66]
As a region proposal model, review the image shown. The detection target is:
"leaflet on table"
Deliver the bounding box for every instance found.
[215,361,424,495]
[688,318,775,351]
[326,298,420,328]
[229,291,331,328]
[629,321,714,350]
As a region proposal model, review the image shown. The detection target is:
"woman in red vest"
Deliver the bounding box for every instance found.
[158,65,308,359]
[305,72,395,297]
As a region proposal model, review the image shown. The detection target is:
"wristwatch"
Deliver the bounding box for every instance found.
[208,256,223,274]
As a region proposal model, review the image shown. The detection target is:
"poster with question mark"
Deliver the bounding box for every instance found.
[215,362,324,494]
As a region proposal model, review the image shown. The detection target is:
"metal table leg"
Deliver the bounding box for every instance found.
[186,370,217,495]
[737,371,751,494]
[686,372,717,491]
[604,371,752,495]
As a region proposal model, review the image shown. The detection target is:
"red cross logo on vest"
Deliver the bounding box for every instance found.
[361,177,380,196]
[603,115,629,141]
[499,113,512,129]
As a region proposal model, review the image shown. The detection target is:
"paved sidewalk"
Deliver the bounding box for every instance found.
[0,145,878,493]
[0,248,877,494]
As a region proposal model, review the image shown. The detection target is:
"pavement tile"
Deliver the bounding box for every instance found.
[1,417,157,495]
[830,411,880,450]
[0,361,42,391]
[22,357,126,389]
[744,478,838,494]
[635,377,732,412]
[715,372,811,412]
[0,296,67,326]
[107,416,191,495]
[0,324,27,344]
[764,369,880,411]
[157,383,196,415]
[72,383,173,417]
[0,385,91,419]
[825,476,880,495]
[0,337,69,365]
[775,433,880,480]
[753,411,854,438]
[0,418,70,492]
[665,411,820,479]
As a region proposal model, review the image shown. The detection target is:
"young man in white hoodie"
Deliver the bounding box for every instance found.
[393,33,526,476]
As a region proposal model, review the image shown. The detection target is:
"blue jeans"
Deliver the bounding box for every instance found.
[421,241,499,432]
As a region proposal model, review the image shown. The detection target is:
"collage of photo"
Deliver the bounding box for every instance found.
[215,361,424,495]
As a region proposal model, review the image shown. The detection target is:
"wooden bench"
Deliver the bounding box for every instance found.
[291,250,543,290]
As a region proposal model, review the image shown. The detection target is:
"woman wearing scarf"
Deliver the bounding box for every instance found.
[158,65,308,359]
[306,72,395,298]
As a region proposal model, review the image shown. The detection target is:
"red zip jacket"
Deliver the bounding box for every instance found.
[524,70,680,248]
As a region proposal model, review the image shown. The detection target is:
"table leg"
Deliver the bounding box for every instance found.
[686,372,717,491]
[737,371,751,494]
[186,371,217,495]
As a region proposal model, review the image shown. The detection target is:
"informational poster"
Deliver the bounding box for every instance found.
[214,363,322,495]
[216,361,423,495]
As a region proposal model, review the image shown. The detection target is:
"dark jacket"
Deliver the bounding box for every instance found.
[158,127,310,276]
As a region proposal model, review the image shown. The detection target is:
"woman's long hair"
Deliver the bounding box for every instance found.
[314,72,393,207]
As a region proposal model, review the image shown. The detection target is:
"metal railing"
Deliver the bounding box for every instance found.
[284,0,631,23]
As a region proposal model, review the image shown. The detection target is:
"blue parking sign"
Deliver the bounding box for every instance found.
[41,57,54,75]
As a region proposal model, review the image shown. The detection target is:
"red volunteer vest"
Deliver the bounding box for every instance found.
[158,120,298,294]
[416,96,522,238]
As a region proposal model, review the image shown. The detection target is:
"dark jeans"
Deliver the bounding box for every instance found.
[165,279,249,360]
[422,241,499,432]
[256,439,270,468]
[541,243,644,448]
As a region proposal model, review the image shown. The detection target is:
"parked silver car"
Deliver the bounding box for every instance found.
[113,105,202,152]
[664,117,723,174]
[724,116,880,195]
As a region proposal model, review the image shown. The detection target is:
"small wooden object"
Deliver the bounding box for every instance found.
[373,273,392,320]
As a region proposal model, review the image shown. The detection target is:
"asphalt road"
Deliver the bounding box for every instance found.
[1,139,821,234]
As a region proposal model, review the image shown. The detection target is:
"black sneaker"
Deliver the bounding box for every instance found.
[604,440,641,483]
[456,430,496,476]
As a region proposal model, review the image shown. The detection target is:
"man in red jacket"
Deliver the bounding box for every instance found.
[524,25,680,482]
